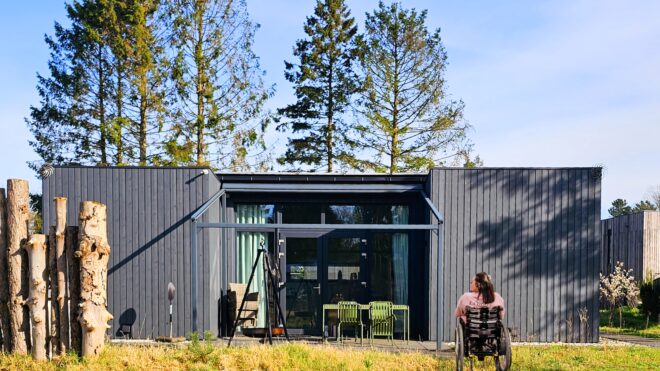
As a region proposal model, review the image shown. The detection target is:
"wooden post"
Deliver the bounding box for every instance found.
[66,226,81,354]
[48,226,59,355]
[54,197,69,352]
[0,188,11,352]
[77,201,113,357]
[25,234,48,360]
[6,179,31,354]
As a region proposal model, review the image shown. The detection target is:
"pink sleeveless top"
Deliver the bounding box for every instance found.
[454,292,505,322]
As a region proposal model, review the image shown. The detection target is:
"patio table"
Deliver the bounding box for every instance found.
[322,303,409,343]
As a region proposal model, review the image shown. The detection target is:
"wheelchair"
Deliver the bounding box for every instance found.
[455,306,512,371]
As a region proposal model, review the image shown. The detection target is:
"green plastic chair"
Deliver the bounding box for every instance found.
[369,301,396,344]
[337,301,363,344]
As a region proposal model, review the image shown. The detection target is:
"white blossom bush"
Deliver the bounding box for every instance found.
[600,261,640,327]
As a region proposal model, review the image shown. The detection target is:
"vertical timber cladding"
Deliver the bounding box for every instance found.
[601,211,660,282]
[42,166,222,339]
[427,168,601,342]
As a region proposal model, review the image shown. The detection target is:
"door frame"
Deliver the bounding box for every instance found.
[279,229,369,334]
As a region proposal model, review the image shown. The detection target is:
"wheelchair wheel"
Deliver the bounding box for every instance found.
[455,325,465,371]
[495,326,512,371]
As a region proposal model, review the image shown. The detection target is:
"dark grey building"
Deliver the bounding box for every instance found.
[43,166,602,343]
[601,211,660,282]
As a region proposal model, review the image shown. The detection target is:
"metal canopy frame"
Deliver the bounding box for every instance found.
[189,186,444,351]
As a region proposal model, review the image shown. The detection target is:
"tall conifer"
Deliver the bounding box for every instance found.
[165,0,270,169]
[277,0,362,172]
[355,2,468,173]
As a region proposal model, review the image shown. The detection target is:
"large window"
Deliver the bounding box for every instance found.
[325,205,409,224]
[235,204,274,224]
[235,204,274,327]
[281,204,322,224]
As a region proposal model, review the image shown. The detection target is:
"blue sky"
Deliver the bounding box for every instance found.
[1,0,659,217]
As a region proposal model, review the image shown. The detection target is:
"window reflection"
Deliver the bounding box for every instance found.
[235,204,275,224]
[326,205,408,224]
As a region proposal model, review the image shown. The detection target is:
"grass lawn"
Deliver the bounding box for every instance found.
[600,306,660,339]
[1,342,660,370]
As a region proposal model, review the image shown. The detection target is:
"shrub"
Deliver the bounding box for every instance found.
[640,272,660,319]
[600,261,640,327]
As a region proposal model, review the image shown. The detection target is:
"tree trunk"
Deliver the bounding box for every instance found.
[25,234,48,360]
[195,9,205,166]
[139,76,148,166]
[77,201,113,357]
[6,179,31,354]
[48,226,59,355]
[54,197,69,352]
[0,188,11,352]
[66,226,81,355]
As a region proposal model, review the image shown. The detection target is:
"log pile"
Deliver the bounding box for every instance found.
[0,179,112,360]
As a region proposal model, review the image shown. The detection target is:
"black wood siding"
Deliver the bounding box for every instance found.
[427,168,601,342]
[43,167,221,339]
[601,211,660,282]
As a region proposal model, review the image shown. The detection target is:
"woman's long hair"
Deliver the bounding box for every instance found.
[475,272,495,304]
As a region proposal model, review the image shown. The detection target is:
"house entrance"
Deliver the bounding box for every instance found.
[280,230,367,335]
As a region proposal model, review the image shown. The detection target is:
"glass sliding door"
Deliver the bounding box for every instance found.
[284,236,321,335]
[325,236,366,304]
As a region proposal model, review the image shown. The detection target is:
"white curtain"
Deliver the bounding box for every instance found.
[236,205,267,327]
[392,206,409,305]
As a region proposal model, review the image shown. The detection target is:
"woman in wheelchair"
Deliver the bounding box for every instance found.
[455,272,505,323]
[454,272,511,371]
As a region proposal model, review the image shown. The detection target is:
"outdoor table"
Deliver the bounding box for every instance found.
[322,303,409,343]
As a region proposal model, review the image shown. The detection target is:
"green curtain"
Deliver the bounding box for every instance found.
[236,205,267,327]
[391,206,408,305]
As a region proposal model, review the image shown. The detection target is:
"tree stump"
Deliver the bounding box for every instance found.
[54,197,69,352]
[48,226,59,355]
[66,226,81,355]
[6,179,31,354]
[25,234,48,360]
[0,188,11,352]
[77,201,113,357]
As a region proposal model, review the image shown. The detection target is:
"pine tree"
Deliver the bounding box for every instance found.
[277,0,362,172]
[27,0,141,167]
[354,1,468,173]
[632,200,657,213]
[608,199,632,217]
[27,1,118,167]
[124,0,168,165]
[27,0,172,168]
[165,0,270,169]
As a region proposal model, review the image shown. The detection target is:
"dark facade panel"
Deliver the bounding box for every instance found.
[43,167,221,339]
[428,168,601,342]
[601,211,660,281]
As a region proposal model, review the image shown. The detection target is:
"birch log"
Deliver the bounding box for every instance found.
[48,226,59,355]
[7,179,31,354]
[25,234,48,360]
[0,188,10,352]
[54,197,69,352]
[77,201,113,357]
[66,226,81,355]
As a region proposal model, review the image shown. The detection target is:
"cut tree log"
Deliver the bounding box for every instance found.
[25,234,48,360]
[6,179,31,354]
[54,197,69,352]
[77,201,113,357]
[66,226,81,355]
[48,226,59,356]
[0,188,11,352]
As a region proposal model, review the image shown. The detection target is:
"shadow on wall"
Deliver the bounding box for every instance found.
[116,308,137,339]
[453,168,601,342]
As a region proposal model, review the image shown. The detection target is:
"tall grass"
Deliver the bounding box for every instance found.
[1,343,659,370]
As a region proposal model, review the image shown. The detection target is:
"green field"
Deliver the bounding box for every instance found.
[600,306,660,339]
[1,342,660,370]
